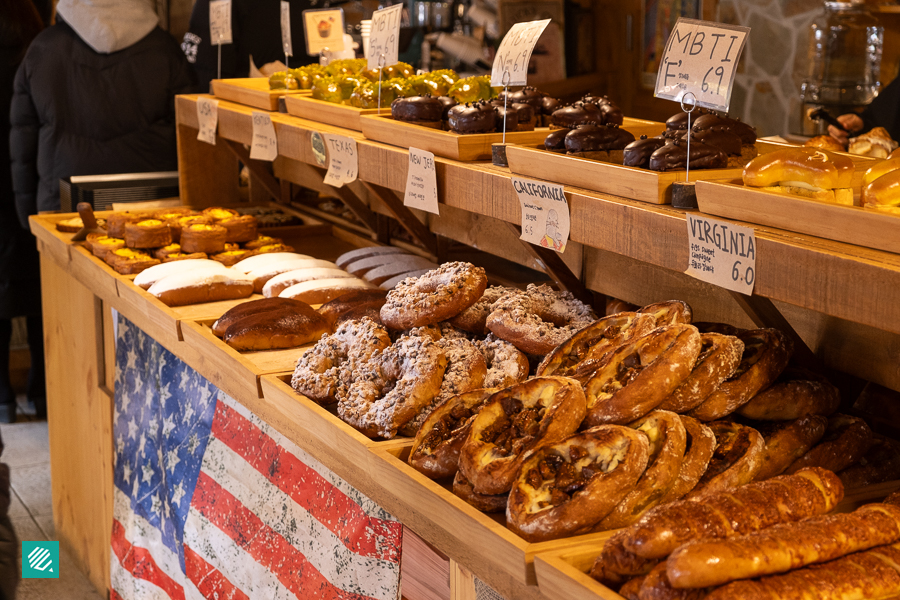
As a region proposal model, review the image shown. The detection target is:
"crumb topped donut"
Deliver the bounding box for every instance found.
[291,317,391,405]
[381,262,488,330]
[448,285,509,334]
[485,284,597,355]
[475,334,530,388]
[401,337,487,436]
[339,330,448,439]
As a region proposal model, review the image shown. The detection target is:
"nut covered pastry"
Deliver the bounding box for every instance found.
[506,425,650,542]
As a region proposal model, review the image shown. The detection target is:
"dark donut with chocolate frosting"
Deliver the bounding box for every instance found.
[691,113,757,144]
[511,102,535,125]
[544,128,568,152]
[550,101,604,129]
[665,107,713,132]
[437,96,458,120]
[624,135,668,168]
[493,104,520,132]
[564,123,635,154]
[582,95,624,126]
[683,128,742,156]
[500,85,545,109]
[392,95,444,124]
[648,138,727,171]
[448,100,496,134]
[540,95,560,117]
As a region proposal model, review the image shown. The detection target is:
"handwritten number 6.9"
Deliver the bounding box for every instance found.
[702,66,725,94]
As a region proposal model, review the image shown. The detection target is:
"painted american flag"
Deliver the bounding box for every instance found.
[110,314,403,600]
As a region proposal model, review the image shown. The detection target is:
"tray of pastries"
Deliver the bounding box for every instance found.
[210,78,310,112]
[696,145,900,254]
[507,108,752,204]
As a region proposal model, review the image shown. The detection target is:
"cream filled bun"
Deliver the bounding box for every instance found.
[742,148,854,205]
[861,168,900,212]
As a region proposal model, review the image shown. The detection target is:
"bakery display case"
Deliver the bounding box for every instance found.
[32,89,900,600]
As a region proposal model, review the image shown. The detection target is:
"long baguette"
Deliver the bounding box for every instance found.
[622,467,843,560]
[667,503,900,588]
[703,541,900,600]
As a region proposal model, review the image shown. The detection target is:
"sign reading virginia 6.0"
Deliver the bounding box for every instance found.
[654,18,749,112]
[685,214,756,295]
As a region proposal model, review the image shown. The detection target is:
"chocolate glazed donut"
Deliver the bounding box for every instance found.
[448,100,496,133]
[391,95,444,126]
[648,138,727,171]
[623,135,669,168]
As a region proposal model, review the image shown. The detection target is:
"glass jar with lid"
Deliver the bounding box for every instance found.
[798,1,883,135]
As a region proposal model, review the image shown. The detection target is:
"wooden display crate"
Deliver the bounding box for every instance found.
[367,445,618,588]
[506,145,744,204]
[619,117,668,139]
[210,78,310,111]
[259,374,412,486]
[180,319,307,400]
[695,179,900,255]
[282,95,380,130]
[360,114,551,161]
[534,542,623,600]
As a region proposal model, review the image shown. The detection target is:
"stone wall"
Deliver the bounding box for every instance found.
[717,0,826,136]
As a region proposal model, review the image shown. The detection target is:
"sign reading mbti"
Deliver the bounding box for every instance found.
[23,541,58,578]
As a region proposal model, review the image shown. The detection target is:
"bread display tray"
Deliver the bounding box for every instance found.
[532,479,900,600]
[367,445,618,587]
[181,319,307,400]
[282,95,381,130]
[695,179,900,255]
[259,374,411,490]
[210,78,310,112]
[360,114,552,161]
[506,145,744,205]
[755,138,879,192]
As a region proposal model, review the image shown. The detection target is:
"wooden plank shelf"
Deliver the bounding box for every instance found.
[172,93,900,342]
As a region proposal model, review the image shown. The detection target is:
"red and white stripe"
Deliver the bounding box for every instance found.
[110,488,196,600]
[182,395,402,600]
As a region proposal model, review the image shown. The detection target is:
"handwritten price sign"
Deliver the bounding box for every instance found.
[249,112,277,162]
[490,19,551,87]
[404,148,439,215]
[684,214,756,295]
[511,177,570,253]
[654,18,749,112]
[209,0,232,45]
[196,97,219,145]
[323,134,358,188]
[281,1,293,57]
[367,4,403,70]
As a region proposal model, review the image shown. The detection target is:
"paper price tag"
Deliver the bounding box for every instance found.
[511,177,569,253]
[367,4,403,70]
[654,18,749,112]
[209,0,232,45]
[281,1,293,57]
[303,8,345,55]
[404,148,439,215]
[249,111,278,161]
[196,97,219,145]
[685,214,756,294]
[491,19,551,87]
[323,134,358,188]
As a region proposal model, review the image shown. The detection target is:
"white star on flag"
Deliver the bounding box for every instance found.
[171,482,186,508]
[127,418,138,440]
[166,449,181,474]
[142,462,154,484]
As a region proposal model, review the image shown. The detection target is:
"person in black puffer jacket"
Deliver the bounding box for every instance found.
[0,0,46,425]
[9,0,196,226]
